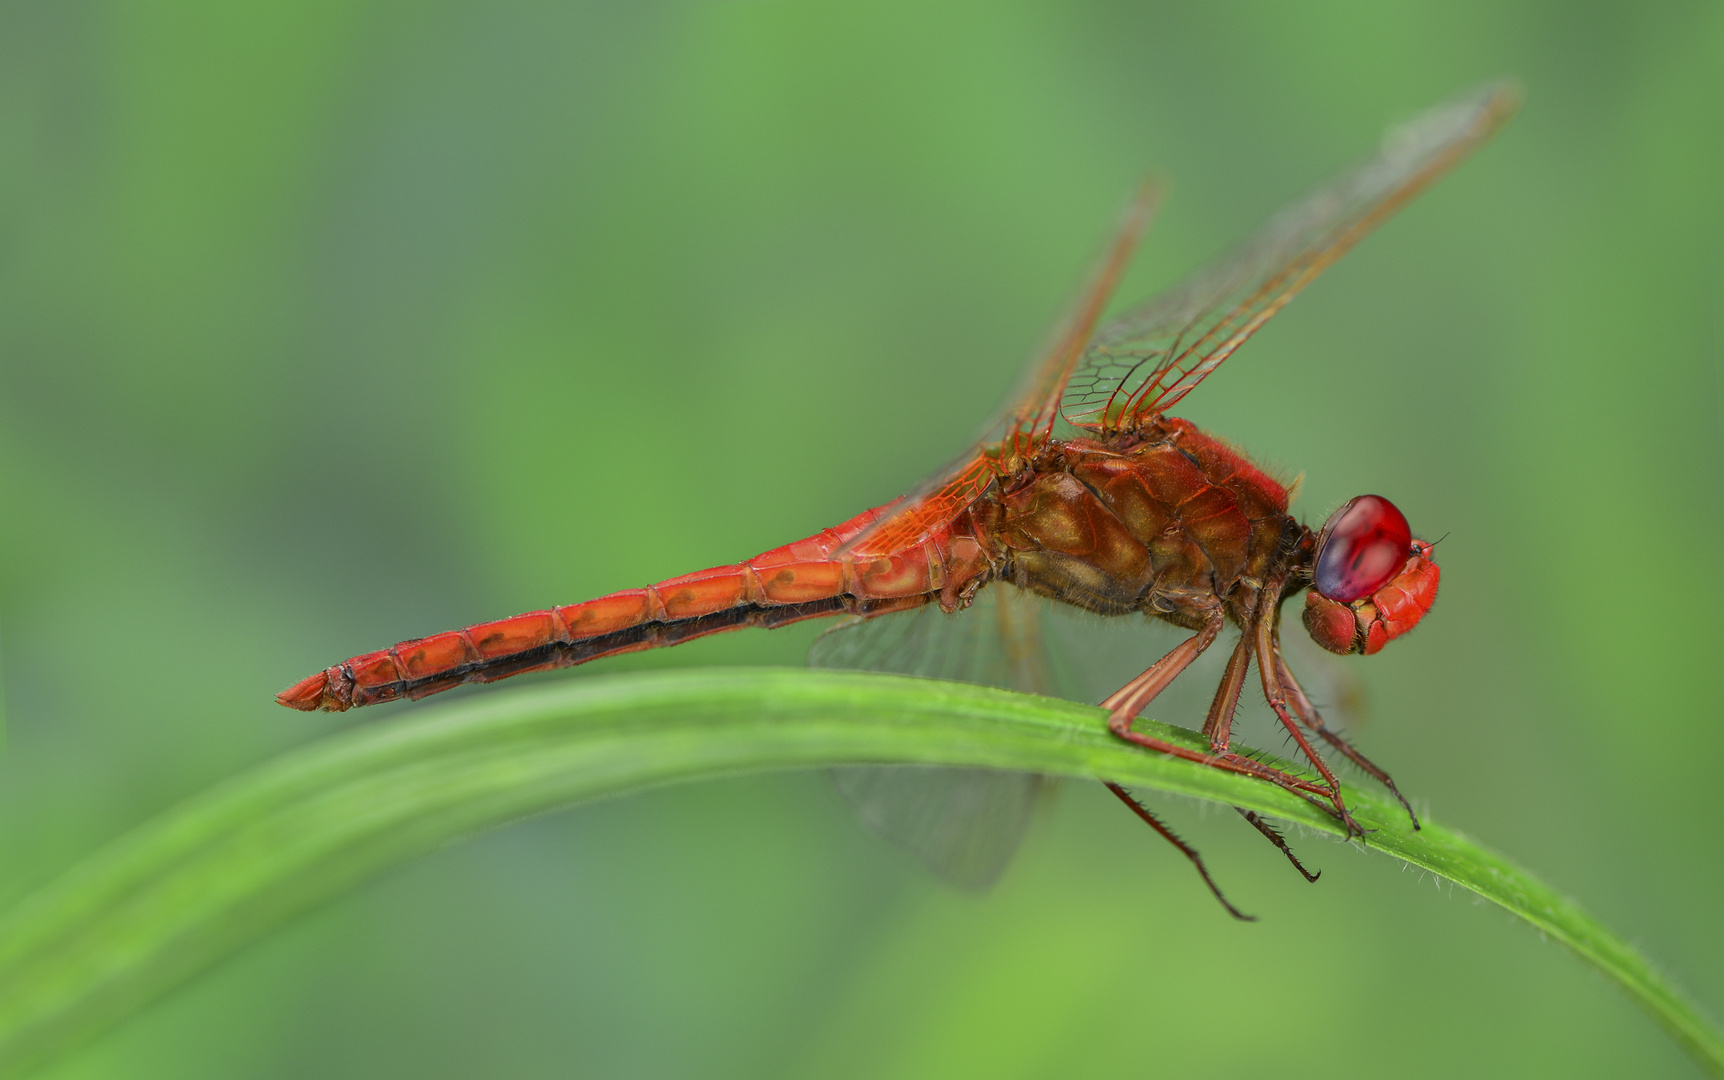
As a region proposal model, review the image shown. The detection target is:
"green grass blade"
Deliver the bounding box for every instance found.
[0,668,1716,1076]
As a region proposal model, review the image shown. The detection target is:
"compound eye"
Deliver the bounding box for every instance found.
[1313,495,1412,603]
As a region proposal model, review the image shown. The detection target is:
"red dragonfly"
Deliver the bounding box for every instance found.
[280,85,1517,917]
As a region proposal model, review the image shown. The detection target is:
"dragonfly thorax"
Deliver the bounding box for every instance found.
[979,419,1299,631]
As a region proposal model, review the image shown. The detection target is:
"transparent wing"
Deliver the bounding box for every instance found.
[843,85,1516,557]
[1061,82,1519,433]
[840,182,1162,558]
[825,765,1045,891]
[810,585,1056,693]
[811,586,1245,888]
[813,587,1055,890]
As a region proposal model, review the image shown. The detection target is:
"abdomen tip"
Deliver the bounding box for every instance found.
[276,672,335,711]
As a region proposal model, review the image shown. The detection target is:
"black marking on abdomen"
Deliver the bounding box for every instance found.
[350,593,913,708]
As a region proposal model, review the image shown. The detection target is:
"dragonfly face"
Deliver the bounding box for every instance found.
[1303,495,1440,655]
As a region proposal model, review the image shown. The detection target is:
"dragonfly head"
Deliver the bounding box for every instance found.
[1302,495,1440,656]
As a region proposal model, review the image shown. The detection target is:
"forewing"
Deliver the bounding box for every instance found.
[840,182,1162,558]
[1062,83,1519,433]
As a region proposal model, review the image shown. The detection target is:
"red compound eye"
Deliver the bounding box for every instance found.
[1313,495,1412,603]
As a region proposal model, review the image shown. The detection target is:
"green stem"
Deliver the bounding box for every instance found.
[0,668,1715,1076]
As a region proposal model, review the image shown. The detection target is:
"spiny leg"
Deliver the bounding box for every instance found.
[1198,627,1326,795]
[1100,606,1225,720]
[1235,807,1320,883]
[1190,625,1350,817]
[1274,642,1420,831]
[1251,605,1362,836]
[1106,782,1255,921]
[1103,610,1337,805]
[1200,628,1254,746]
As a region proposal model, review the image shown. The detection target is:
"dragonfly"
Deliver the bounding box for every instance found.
[279,84,1517,918]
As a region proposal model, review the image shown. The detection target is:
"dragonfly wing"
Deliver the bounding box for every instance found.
[809,583,1056,689]
[836,452,997,560]
[1062,83,1520,433]
[812,586,1060,890]
[811,585,1237,888]
[826,766,1046,891]
[840,182,1162,558]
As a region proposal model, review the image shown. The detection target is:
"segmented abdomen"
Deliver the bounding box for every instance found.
[276,501,973,712]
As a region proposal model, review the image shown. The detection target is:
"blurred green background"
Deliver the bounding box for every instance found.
[2,1,1722,1076]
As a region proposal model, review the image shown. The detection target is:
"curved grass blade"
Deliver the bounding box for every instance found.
[0,668,1716,1077]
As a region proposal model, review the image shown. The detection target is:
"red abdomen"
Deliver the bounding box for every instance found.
[277,502,992,712]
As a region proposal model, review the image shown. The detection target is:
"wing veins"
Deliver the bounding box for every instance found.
[839,181,1162,557]
[840,83,1518,554]
[1072,82,1519,430]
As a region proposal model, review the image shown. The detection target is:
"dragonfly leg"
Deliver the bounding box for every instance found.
[1273,642,1419,831]
[1235,807,1320,882]
[1100,606,1225,720]
[1103,612,1337,805]
[1200,630,1253,746]
[1105,782,1255,921]
[1249,606,1364,836]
